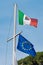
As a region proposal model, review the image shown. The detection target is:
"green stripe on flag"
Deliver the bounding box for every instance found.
[18,10,24,25]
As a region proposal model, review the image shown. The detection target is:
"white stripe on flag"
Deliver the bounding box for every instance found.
[23,15,31,25]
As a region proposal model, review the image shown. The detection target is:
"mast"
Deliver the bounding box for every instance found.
[7,3,22,65]
[13,4,17,65]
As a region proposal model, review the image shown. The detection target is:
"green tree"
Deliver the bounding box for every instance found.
[18,52,43,65]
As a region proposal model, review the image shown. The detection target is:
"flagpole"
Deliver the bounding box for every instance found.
[13,4,18,65]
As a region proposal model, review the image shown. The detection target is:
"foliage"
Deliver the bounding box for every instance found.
[18,52,43,65]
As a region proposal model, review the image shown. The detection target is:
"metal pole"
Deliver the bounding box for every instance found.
[7,31,22,42]
[13,4,18,65]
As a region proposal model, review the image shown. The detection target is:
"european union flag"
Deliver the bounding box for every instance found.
[17,34,36,57]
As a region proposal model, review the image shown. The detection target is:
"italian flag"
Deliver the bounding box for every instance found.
[18,10,38,27]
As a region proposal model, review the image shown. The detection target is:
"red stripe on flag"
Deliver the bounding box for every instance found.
[30,18,38,27]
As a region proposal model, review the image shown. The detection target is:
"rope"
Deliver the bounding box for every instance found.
[7,18,11,39]
[5,16,13,65]
[5,43,8,65]
[6,9,15,42]
[5,1,14,65]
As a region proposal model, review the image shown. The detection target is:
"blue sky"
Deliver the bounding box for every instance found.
[0,0,43,65]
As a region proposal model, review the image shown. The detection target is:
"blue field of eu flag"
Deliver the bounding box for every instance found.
[17,34,36,57]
